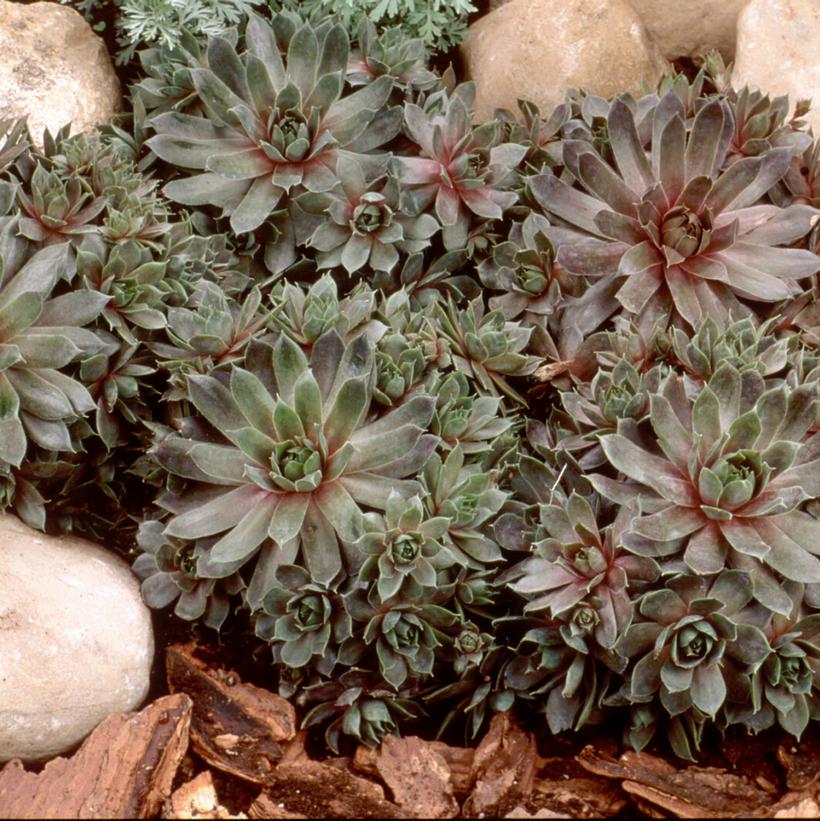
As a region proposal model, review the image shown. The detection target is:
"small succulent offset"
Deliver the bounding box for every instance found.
[619,571,769,720]
[340,586,459,689]
[304,156,439,274]
[255,564,352,669]
[357,490,454,601]
[434,296,542,405]
[132,518,245,629]
[396,85,526,250]
[347,19,438,94]
[504,493,659,649]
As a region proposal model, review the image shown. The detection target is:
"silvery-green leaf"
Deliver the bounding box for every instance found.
[323,377,368,451]
[315,480,363,543]
[268,493,310,545]
[166,485,265,539]
[188,373,246,432]
[690,664,726,716]
[301,501,342,584]
[211,499,276,563]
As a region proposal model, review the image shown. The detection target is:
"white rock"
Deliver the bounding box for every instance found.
[0,513,154,762]
[0,0,121,147]
[732,0,820,134]
[460,0,671,122]
[626,0,750,61]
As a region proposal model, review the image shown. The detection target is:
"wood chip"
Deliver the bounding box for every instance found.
[577,745,772,819]
[534,776,627,817]
[0,693,191,819]
[462,713,537,818]
[251,760,409,819]
[164,770,246,819]
[166,643,296,785]
[375,735,459,818]
[354,741,474,800]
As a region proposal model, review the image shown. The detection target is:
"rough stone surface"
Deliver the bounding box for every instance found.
[0,0,121,145]
[487,0,748,60]
[626,0,749,61]
[732,0,820,134]
[461,0,670,122]
[0,513,154,763]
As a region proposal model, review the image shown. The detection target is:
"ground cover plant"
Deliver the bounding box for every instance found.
[61,0,474,65]
[0,8,818,764]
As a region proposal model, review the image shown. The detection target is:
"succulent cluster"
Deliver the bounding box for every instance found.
[2,12,818,762]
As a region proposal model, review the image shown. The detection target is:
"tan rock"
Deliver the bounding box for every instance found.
[0,513,154,762]
[626,0,749,61]
[732,0,820,133]
[0,0,120,146]
[461,0,671,122]
[485,0,749,60]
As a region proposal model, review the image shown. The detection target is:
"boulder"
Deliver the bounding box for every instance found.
[485,0,748,61]
[0,513,154,762]
[627,0,749,61]
[461,0,671,122]
[732,0,820,134]
[0,0,121,146]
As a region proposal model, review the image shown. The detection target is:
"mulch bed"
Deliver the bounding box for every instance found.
[1,641,817,819]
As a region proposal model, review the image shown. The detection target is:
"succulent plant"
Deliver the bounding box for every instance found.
[429,371,515,454]
[669,315,790,387]
[477,215,580,351]
[725,582,819,738]
[256,563,352,669]
[504,618,622,735]
[592,363,820,613]
[17,163,107,247]
[558,359,664,468]
[305,156,439,274]
[0,228,107,468]
[301,668,425,752]
[347,19,438,95]
[132,29,208,120]
[132,518,245,629]
[150,280,270,398]
[340,585,459,689]
[420,444,508,568]
[619,571,769,719]
[0,118,30,212]
[434,296,542,405]
[725,87,811,164]
[531,93,820,328]
[15,36,812,756]
[504,493,659,649]
[152,329,438,601]
[396,84,526,249]
[357,490,454,600]
[498,99,569,171]
[80,340,155,449]
[147,12,402,271]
